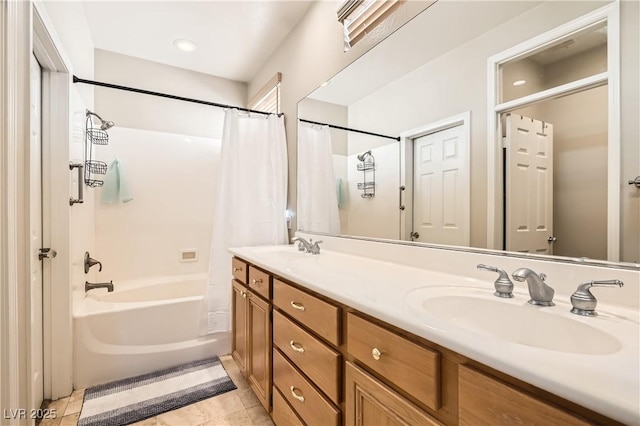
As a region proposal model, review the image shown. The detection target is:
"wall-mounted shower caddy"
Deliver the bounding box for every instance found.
[84,110,113,187]
[356,150,375,198]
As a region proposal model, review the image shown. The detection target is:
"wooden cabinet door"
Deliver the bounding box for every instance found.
[231,280,248,377]
[459,365,590,426]
[248,291,272,412]
[345,362,442,426]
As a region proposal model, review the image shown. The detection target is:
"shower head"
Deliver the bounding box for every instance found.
[86,110,115,131]
[357,150,372,161]
[100,120,115,131]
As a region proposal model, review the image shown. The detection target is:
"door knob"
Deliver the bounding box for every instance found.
[547,236,557,243]
[628,176,640,188]
[410,231,420,240]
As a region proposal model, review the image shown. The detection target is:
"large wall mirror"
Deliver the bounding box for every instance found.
[297,0,639,266]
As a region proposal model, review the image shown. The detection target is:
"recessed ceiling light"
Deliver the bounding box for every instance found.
[173,39,197,52]
[512,79,526,86]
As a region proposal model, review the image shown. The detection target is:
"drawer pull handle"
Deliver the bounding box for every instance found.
[372,348,382,360]
[289,340,305,353]
[290,386,305,402]
[252,278,263,285]
[290,301,306,312]
[233,266,243,272]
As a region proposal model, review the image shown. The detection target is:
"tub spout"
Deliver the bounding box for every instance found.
[85,281,114,292]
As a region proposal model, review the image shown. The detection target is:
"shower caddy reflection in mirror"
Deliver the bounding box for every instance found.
[356,150,375,198]
[84,109,114,187]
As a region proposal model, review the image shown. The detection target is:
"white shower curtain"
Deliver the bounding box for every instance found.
[297,123,341,234]
[206,109,288,334]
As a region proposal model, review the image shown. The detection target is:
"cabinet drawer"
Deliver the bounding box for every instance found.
[273,310,340,403]
[347,313,440,410]
[273,278,340,346]
[458,365,589,425]
[273,349,340,426]
[272,386,304,426]
[231,257,247,284]
[248,266,270,300]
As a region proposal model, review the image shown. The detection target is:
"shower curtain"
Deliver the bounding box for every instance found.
[297,123,341,234]
[206,109,288,334]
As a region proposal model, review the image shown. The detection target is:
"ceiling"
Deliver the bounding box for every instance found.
[82,1,314,83]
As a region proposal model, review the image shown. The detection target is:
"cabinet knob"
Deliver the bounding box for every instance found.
[290,386,305,402]
[289,340,305,353]
[372,348,382,360]
[290,301,306,312]
[233,266,243,272]
[240,291,247,299]
[252,278,263,285]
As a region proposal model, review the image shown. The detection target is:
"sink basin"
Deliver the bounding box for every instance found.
[405,286,622,355]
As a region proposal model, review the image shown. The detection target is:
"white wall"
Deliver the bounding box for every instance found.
[94,127,219,282]
[94,51,245,280]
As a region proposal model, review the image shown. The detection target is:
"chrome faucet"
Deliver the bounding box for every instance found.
[476,264,514,298]
[291,237,322,255]
[570,280,624,316]
[291,236,311,252]
[512,268,554,306]
[85,281,114,292]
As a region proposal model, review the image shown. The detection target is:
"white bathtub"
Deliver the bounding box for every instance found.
[73,274,230,389]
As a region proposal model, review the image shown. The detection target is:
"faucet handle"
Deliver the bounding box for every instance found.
[309,240,323,255]
[539,273,547,281]
[570,279,624,316]
[476,264,514,298]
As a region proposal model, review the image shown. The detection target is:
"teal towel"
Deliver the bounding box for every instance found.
[101,159,133,204]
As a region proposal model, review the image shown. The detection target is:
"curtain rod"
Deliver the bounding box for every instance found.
[72,76,282,117]
[299,118,400,141]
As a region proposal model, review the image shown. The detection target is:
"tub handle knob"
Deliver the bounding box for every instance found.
[84,251,103,274]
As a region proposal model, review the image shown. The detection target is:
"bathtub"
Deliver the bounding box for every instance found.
[73,274,230,389]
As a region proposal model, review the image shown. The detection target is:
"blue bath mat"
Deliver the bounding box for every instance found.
[78,356,237,426]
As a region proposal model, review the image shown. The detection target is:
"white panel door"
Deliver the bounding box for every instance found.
[412,124,469,246]
[30,53,44,411]
[505,114,554,254]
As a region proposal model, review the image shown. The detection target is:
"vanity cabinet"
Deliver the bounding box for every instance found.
[231,262,272,412]
[345,361,442,426]
[458,365,589,426]
[271,278,342,425]
[231,256,621,426]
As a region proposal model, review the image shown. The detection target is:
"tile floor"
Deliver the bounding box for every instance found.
[37,355,274,426]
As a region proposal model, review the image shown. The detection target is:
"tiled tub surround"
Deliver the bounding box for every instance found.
[230,237,639,425]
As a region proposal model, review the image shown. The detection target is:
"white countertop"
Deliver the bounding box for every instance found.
[229,244,640,425]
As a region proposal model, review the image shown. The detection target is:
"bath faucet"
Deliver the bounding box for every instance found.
[85,281,114,292]
[512,268,554,306]
[476,264,514,298]
[291,236,311,252]
[570,279,624,316]
[291,237,322,255]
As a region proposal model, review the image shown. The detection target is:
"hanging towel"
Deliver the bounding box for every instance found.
[101,159,133,204]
